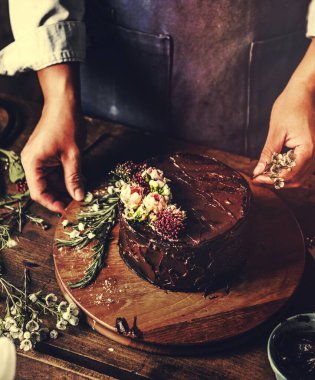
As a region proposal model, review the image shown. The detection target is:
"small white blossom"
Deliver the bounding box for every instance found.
[120,184,144,210]
[87,232,95,239]
[62,311,71,321]
[26,319,39,332]
[78,223,85,231]
[6,239,17,248]
[45,293,57,306]
[69,230,80,239]
[107,186,114,195]
[4,317,16,330]
[143,192,167,214]
[62,219,69,227]
[56,319,67,330]
[69,303,79,316]
[20,339,32,351]
[92,204,99,212]
[84,192,94,203]
[68,316,79,326]
[28,293,38,303]
[57,301,68,313]
[23,331,31,339]
[9,325,21,339]
[50,330,58,339]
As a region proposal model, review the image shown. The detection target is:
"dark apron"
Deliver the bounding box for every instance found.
[81,0,310,157]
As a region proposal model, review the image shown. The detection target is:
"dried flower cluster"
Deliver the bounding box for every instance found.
[263,150,296,189]
[112,163,186,239]
[152,205,186,240]
[0,270,79,351]
[56,161,187,288]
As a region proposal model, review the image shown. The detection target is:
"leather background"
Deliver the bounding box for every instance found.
[81,0,310,157]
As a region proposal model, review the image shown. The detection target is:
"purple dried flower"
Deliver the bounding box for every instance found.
[153,206,186,241]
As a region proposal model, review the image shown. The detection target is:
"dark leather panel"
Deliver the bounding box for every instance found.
[82,0,310,156]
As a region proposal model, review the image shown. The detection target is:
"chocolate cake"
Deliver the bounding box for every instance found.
[119,153,251,292]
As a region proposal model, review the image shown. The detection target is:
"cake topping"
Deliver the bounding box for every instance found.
[111,161,186,238]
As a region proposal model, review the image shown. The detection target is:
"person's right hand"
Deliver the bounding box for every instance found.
[21,64,86,213]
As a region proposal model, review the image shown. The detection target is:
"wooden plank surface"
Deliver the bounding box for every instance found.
[1,92,315,379]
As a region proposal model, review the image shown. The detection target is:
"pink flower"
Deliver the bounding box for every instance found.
[143,192,167,214]
[120,184,144,210]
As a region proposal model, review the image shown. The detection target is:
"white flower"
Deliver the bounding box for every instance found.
[120,184,144,210]
[20,339,32,351]
[57,301,68,313]
[69,303,79,315]
[23,331,31,339]
[28,293,38,303]
[68,316,79,326]
[45,293,57,306]
[161,184,171,198]
[69,230,80,239]
[4,317,16,330]
[6,239,17,248]
[274,177,285,190]
[25,320,39,332]
[87,232,96,239]
[143,192,167,214]
[144,167,165,181]
[10,306,17,316]
[92,203,99,212]
[9,325,21,339]
[56,319,67,331]
[84,192,94,203]
[62,219,69,227]
[78,223,85,231]
[107,186,114,195]
[62,311,71,322]
[50,330,58,339]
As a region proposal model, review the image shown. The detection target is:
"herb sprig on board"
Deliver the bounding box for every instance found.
[56,191,119,288]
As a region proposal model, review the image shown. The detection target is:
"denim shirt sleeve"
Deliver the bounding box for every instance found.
[307,0,315,37]
[0,0,86,76]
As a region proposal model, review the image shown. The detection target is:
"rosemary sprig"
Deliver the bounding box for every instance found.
[56,192,119,288]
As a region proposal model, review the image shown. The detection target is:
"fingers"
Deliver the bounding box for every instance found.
[279,144,314,188]
[253,129,285,185]
[22,158,65,213]
[62,148,85,201]
[253,144,314,188]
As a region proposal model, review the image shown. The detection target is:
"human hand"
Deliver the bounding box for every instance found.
[21,64,85,213]
[253,54,315,188]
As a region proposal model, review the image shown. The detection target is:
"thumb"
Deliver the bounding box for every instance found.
[62,149,85,201]
[253,131,285,180]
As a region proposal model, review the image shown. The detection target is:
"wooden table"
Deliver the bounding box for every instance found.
[1,93,315,380]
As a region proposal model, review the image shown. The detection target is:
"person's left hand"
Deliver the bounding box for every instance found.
[253,78,315,188]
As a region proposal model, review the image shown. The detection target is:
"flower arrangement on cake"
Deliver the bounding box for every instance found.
[56,161,186,288]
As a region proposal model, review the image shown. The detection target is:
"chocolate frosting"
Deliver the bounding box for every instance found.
[119,153,251,292]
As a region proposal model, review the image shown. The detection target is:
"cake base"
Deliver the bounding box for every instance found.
[53,182,305,354]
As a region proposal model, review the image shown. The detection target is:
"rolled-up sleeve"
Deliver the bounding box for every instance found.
[307,0,315,37]
[0,0,86,76]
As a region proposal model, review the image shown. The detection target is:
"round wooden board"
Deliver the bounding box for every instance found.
[53,181,305,354]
